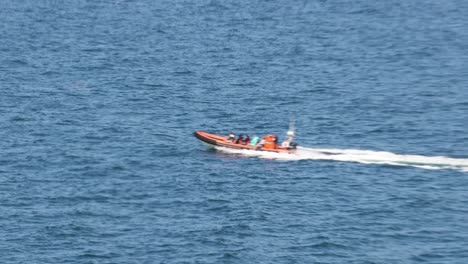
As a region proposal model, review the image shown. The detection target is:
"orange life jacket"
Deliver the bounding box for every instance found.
[262,135,277,149]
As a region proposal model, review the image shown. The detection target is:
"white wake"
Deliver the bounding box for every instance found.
[214,146,468,172]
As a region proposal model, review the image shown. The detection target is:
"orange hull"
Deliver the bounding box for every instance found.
[194,131,295,154]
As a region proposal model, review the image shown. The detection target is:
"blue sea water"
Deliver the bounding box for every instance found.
[1,0,468,263]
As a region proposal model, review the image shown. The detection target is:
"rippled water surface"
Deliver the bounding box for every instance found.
[1,0,468,263]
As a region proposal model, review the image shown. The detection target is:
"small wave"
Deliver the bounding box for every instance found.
[213,146,468,172]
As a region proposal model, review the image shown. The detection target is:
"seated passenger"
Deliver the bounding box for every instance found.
[235,134,243,144]
[249,135,259,146]
[243,134,250,145]
[227,131,235,142]
[256,138,265,149]
[281,130,296,148]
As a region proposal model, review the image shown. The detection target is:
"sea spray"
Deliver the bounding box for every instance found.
[214,146,468,172]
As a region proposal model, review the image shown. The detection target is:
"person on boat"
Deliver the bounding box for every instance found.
[281,130,296,149]
[227,131,235,142]
[235,134,244,144]
[250,135,260,146]
[281,137,292,148]
[256,138,265,149]
[262,135,277,149]
[243,134,250,145]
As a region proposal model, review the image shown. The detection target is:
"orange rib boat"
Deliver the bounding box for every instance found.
[194,131,296,154]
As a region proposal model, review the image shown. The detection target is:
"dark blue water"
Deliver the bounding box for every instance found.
[1,0,468,263]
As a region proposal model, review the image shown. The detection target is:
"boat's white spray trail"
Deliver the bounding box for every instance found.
[214,146,468,172]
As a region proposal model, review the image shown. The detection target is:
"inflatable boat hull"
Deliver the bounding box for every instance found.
[194,131,295,154]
